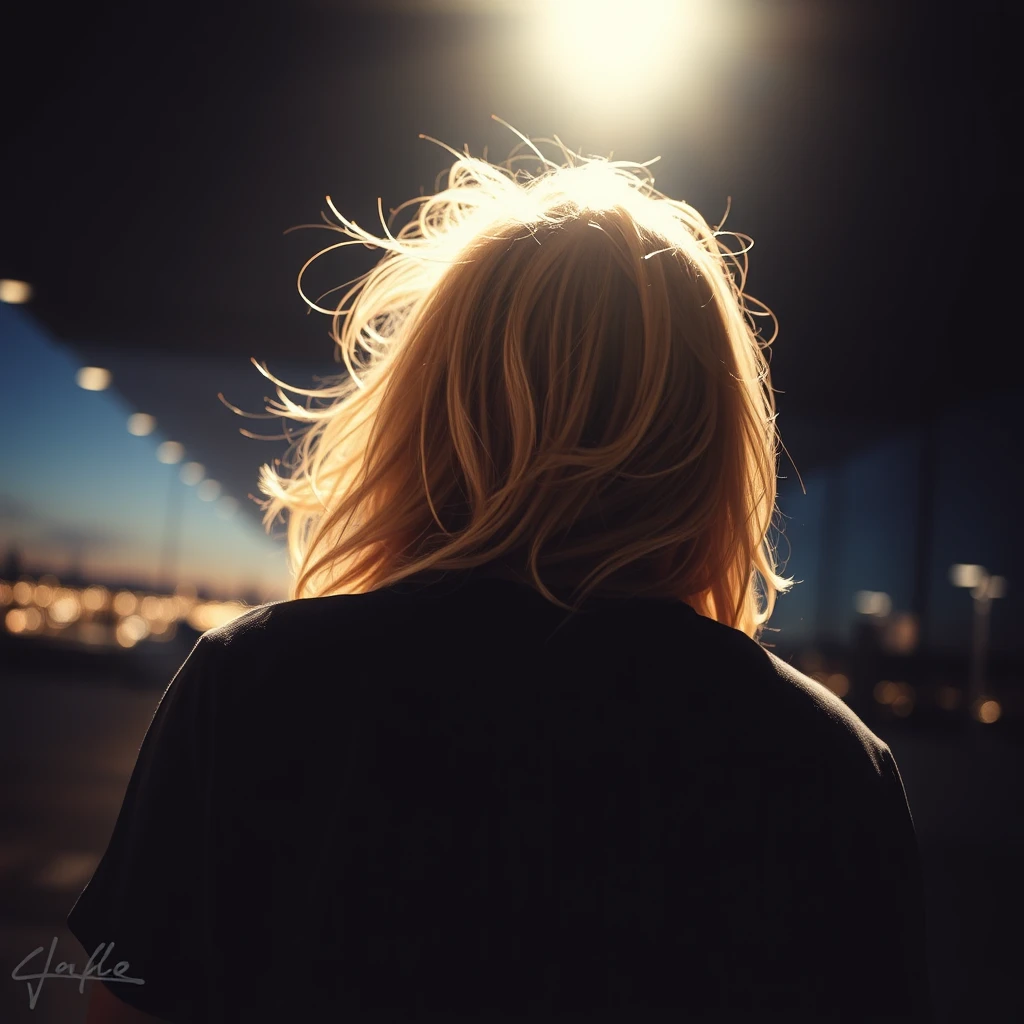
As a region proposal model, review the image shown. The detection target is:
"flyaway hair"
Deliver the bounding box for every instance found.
[254,126,794,640]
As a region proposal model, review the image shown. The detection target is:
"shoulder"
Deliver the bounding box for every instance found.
[687,612,893,781]
[189,589,420,688]
[200,590,396,650]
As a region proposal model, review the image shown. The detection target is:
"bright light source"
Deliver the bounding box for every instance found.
[49,591,81,625]
[76,366,111,391]
[0,279,33,304]
[127,413,156,436]
[854,590,891,616]
[112,590,138,616]
[216,496,238,519]
[950,563,985,589]
[197,479,221,502]
[180,462,205,486]
[533,0,723,111]
[156,441,185,464]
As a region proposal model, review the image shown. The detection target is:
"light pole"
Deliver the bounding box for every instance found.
[949,564,1007,720]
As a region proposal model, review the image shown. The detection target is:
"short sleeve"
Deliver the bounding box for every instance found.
[67,635,223,1023]
[876,743,934,1022]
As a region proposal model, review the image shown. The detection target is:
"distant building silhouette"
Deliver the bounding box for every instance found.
[2,544,23,581]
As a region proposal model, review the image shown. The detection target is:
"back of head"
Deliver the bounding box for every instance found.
[256,133,793,640]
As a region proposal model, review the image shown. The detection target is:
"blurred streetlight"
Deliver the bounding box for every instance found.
[949,563,1008,722]
[127,413,156,436]
[854,590,892,616]
[156,441,185,464]
[76,366,111,391]
[0,279,32,304]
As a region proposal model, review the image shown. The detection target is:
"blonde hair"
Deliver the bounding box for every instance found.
[255,127,793,640]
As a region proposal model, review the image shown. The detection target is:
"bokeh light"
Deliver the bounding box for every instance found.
[975,699,1002,724]
[127,413,156,436]
[156,441,185,464]
[0,278,32,304]
[76,366,112,391]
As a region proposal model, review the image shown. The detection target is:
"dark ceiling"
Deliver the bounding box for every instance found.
[1,0,1015,518]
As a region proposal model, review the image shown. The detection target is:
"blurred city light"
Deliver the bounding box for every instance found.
[180,461,205,486]
[76,366,112,391]
[187,600,249,632]
[882,612,919,655]
[874,681,915,714]
[950,564,1008,716]
[48,590,81,625]
[874,680,899,705]
[0,278,32,303]
[6,606,43,633]
[0,573,269,653]
[825,673,850,698]
[6,608,27,633]
[196,479,221,502]
[950,563,985,589]
[936,685,962,711]
[156,441,185,464]
[854,590,892,616]
[81,586,109,612]
[127,413,156,436]
[891,691,915,717]
[975,699,1002,724]
[980,575,1007,600]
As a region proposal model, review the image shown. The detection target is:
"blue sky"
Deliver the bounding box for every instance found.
[1,303,293,600]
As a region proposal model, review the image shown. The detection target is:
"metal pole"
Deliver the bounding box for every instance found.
[911,417,936,651]
[967,592,991,718]
[158,464,185,592]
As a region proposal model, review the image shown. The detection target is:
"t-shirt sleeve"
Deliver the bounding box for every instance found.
[67,634,223,1023]
[874,742,934,1023]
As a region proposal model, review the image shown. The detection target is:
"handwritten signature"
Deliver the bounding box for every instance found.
[11,937,144,1010]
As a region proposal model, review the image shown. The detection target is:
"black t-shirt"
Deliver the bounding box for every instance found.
[68,570,932,1023]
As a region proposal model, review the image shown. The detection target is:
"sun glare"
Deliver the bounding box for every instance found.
[534,0,721,108]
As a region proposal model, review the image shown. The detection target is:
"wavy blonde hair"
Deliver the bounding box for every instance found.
[255,127,793,640]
